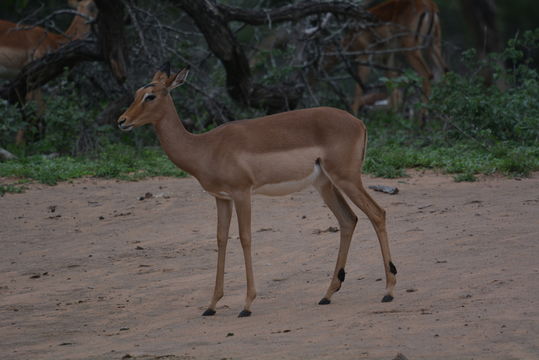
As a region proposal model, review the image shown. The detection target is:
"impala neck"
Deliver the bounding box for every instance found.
[64,11,91,40]
[153,96,204,177]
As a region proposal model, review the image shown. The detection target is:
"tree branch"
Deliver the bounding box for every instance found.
[218,0,374,26]
[0,39,101,103]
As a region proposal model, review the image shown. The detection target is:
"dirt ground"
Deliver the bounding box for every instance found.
[1,171,538,360]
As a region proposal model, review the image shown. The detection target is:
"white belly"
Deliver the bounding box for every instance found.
[253,163,321,196]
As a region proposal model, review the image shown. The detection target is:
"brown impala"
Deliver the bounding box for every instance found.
[117,64,397,317]
[325,0,448,115]
[0,0,97,143]
[0,0,97,80]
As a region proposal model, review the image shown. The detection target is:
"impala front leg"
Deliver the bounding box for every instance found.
[234,192,257,317]
[203,197,233,316]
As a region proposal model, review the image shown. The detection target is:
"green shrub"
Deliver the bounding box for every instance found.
[426,29,539,146]
[453,173,477,182]
[0,184,26,196]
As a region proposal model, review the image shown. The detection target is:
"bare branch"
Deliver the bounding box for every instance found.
[122,0,157,67]
[0,39,102,103]
[218,1,374,25]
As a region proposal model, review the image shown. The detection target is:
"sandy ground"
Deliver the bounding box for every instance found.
[1,172,538,360]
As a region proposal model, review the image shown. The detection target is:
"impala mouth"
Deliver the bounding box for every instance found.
[117,118,134,132]
[118,124,134,132]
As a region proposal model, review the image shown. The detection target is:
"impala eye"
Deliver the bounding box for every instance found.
[144,94,156,102]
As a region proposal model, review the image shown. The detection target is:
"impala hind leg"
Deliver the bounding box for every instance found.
[203,198,233,316]
[333,176,397,302]
[314,173,358,305]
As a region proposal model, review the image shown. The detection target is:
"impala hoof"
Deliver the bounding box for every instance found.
[238,310,252,317]
[318,298,331,305]
[381,295,394,303]
[202,308,216,316]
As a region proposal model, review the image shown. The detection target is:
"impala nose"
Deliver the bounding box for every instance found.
[118,117,133,131]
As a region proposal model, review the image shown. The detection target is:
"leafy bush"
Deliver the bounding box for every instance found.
[0,183,26,196]
[426,29,539,146]
[0,145,186,185]
[0,99,32,148]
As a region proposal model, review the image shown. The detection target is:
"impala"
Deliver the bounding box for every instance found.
[0,0,97,143]
[117,64,397,317]
[331,0,448,115]
[0,0,97,80]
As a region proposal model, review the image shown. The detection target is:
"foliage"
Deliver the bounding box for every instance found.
[348,30,537,181]
[0,183,27,196]
[425,29,539,146]
[0,99,28,146]
[0,145,186,186]
[362,138,539,180]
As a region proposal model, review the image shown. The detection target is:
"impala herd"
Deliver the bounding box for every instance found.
[2,0,449,317]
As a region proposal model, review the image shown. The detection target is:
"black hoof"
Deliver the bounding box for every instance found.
[318,298,331,305]
[202,308,216,316]
[381,294,394,303]
[238,310,252,317]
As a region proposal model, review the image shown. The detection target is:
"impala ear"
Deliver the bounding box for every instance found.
[166,67,190,91]
[152,62,171,84]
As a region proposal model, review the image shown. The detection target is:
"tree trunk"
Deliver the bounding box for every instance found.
[173,0,373,113]
[175,0,253,106]
[94,0,128,84]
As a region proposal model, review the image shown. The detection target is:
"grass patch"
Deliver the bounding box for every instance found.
[0,144,186,186]
[363,141,539,179]
[0,184,27,196]
[453,173,477,182]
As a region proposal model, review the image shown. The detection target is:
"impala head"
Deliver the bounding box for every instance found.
[68,0,98,18]
[117,64,189,131]
[66,0,98,39]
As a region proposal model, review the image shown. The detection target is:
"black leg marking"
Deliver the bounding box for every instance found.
[381,295,394,303]
[389,261,397,275]
[338,268,346,282]
[238,310,252,318]
[202,308,216,316]
[318,298,331,305]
